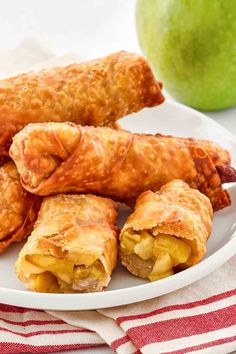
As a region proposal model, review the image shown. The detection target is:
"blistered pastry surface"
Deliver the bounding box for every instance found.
[10,123,231,211]
[0,161,41,252]
[0,51,164,159]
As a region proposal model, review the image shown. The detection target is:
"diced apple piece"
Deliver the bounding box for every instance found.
[125,231,141,243]
[33,272,59,292]
[29,255,74,274]
[153,234,191,266]
[47,260,74,274]
[148,252,173,281]
[23,257,44,274]
[76,254,98,268]
[120,230,142,255]
[120,236,136,255]
[152,252,173,273]
[91,260,105,280]
[74,266,91,279]
[56,272,72,284]
[134,233,154,260]
[29,254,56,267]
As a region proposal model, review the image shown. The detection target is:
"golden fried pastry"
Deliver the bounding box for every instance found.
[120,131,231,167]
[106,121,122,130]
[10,122,236,211]
[120,179,213,281]
[197,139,231,167]
[0,162,41,253]
[0,51,164,161]
[15,194,119,293]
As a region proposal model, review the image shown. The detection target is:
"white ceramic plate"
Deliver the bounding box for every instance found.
[1,100,236,310]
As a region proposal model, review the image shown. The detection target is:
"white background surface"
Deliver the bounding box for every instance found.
[0,1,235,353]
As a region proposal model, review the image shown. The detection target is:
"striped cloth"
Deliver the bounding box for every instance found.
[0,305,106,353]
[1,256,235,354]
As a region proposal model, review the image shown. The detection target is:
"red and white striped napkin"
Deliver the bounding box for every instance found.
[0,305,106,353]
[1,255,235,354]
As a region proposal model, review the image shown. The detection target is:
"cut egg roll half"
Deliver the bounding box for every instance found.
[120,180,213,282]
[15,194,119,293]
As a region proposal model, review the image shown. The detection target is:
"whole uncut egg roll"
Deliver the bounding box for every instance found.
[10,123,236,211]
[120,180,213,281]
[0,51,164,161]
[15,194,119,293]
[0,161,41,253]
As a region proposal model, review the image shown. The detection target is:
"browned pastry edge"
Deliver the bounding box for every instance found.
[187,145,232,211]
[0,196,42,253]
[216,165,236,183]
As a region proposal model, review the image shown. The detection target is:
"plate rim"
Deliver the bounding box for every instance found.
[1,100,236,310]
[1,235,236,310]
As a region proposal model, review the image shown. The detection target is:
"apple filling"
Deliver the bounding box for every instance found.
[120,231,191,281]
[22,253,107,293]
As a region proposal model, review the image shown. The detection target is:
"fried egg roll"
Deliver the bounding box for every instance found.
[0,51,164,160]
[10,123,235,211]
[0,162,41,253]
[120,180,213,281]
[15,194,118,293]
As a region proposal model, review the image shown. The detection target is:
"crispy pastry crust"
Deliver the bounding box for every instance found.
[121,180,213,278]
[15,194,119,293]
[196,139,231,167]
[121,129,231,168]
[106,121,122,130]
[0,162,42,253]
[0,51,164,160]
[10,122,234,211]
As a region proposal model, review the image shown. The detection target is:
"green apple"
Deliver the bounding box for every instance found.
[136,0,236,111]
